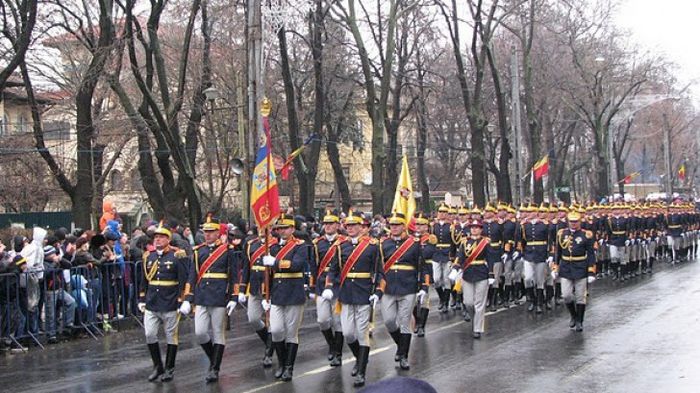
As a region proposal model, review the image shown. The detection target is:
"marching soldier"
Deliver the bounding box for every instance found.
[380,212,428,370]
[607,204,630,280]
[667,203,684,264]
[518,204,552,313]
[264,213,309,382]
[182,215,238,383]
[502,205,518,307]
[413,212,436,337]
[431,203,454,313]
[450,219,494,338]
[310,210,345,367]
[482,204,505,311]
[138,223,189,383]
[324,210,383,387]
[552,210,596,332]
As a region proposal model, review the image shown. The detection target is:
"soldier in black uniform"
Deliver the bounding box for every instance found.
[182,215,238,383]
[502,205,518,307]
[552,210,596,332]
[431,203,454,313]
[518,204,552,313]
[413,212,436,337]
[138,223,189,382]
[482,204,505,311]
[325,210,383,387]
[607,204,630,281]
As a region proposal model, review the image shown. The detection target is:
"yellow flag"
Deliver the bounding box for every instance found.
[392,155,416,220]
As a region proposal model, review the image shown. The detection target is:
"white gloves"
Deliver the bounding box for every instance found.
[487,278,495,286]
[448,268,461,282]
[546,256,554,264]
[416,289,426,304]
[551,270,558,280]
[598,239,604,246]
[138,302,146,313]
[263,255,276,267]
[369,294,380,308]
[179,300,191,316]
[587,276,596,284]
[501,254,508,262]
[511,251,520,261]
[322,289,334,300]
[238,293,247,304]
[625,240,631,246]
[261,299,271,311]
[226,301,237,316]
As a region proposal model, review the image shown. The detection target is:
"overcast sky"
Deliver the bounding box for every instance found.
[615,0,700,102]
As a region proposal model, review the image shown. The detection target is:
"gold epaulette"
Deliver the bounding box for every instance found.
[368,238,379,245]
[295,238,305,245]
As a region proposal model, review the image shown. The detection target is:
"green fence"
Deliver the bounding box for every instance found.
[0,211,73,230]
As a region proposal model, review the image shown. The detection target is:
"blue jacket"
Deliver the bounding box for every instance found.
[555,228,596,280]
[185,241,238,307]
[519,221,551,263]
[139,247,189,312]
[454,236,494,283]
[381,235,428,296]
[269,237,309,306]
[430,222,454,262]
[327,236,383,305]
[311,235,345,295]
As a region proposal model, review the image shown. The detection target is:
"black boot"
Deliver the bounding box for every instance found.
[348,340,360,376]
[503,286,512,308]
[648,257,654,273]
[412,306,419,333]
[255,328,273,368]
[535,289,544,314]
[620,264,627,282]
[545,285,554,310]
[527,287,536,312]
[554,283,562,305]
[160,344,177,382]
[273,341,287,379]
[436,288,445,312]
[147,343,164,382]
[417,308,428,337]
[205,344,225,383]
[488,288,497,312]
[389,329,401,361]
[450,290,457,309]
[281,343,298,381]
[575,304,586,332]
[611,263,619,281]
[513,282,523,305]
[321,328,335,361]
[200,340,214,368]
[353,345,370,387]
[330,332,343,367]
[398,333,411,370]
[565,302,577,329]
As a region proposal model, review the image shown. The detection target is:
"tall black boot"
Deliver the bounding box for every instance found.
[554,282,562,305]
[648,257,654,273]
[450,290,457,309]
[535,289,544,314]
[281,343,298,381]
[545,285,554,310]
[330,332,343,367]
[640,260,647,275]
[436,288,445,312]
[611,263,619,280]
[503,286,512,308]
[205,344,225,383]
[255,328,272,368]
[486,287,493,309]
[399,333,411,370]
[417,308,429,337]
[565,302,577,328]
[488,288,497,312]
[575,304,586,332]
[526,287,536,312]
[160,344,177,382]
[353,345,370,387]
[413,305,421,334]
[513,282,522,305]
[620,264,627,282]
[321,328,335,361]
[273,341,287,379]
[389,329,401,361]
[348,340,360,376]
[201,340,214,368]
[147,343,164,382]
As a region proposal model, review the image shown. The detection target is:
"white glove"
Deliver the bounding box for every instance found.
[322,288,334,300]
[238,293,247,304]
[448,268,460,282]
[309,292,316,300]
[546,256,554,264]
[487,278,495,286]
[501,254,508,262]
[179,300,191,316]
[655,237,660,243]
[625,240,631,246]
[226,300,237,316]
[369,294,380,308]
[551,270,558,280]
[416,289,426,304]
[138,302,146,313]
[587,276,596,284]
[261,299,271,311]
[262,255,276,267]
[512,251,520,260]
[598,239,604,246]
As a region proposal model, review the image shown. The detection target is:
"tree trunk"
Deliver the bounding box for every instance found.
[326,131,352,212]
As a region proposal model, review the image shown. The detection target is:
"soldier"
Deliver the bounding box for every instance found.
[413,212,436,337]
[482,204,505,312]
[137,223,189,383]
[182,215,238,383]
[264,213,309,382]
[607,204,630,280]
[667,203,684,264]
[518,204,552,313]
[324,210,383,387]
[502,205,518,307]
[450,219,494,339]
[380,212,428,371]
[431,203,454,313]
[310,210,345,367]
[552,210,596,332]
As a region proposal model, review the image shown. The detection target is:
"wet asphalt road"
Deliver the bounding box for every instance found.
[3,259,700,393]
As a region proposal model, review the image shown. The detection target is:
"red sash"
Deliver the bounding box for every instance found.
[317,241,339,279]
[249,239,278,268]
[339,238,372,285]
[461,237,490,270]
[383,237,416,273]
[275,239,297,263]
[196,244,229,284]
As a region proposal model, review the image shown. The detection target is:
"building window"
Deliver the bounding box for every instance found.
[110,170,124,190]
[15,114,28,133]
[43,121,71,141]
[342,165,351,180]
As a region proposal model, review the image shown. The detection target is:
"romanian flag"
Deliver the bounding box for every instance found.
[391,155,416,224]
[279,134,317,180]
[678,164,686,182]
[250,99,280,229]
[619,171,640,184]
[532,154,550,181]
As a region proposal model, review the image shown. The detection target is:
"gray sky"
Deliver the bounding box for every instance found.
[615,0,700,102]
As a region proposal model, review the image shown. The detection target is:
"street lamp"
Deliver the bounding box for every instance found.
[203,86,220,101]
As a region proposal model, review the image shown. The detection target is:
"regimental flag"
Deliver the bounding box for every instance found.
[620,171,640,184]
[678,164,686,182]
[279,133,317,180]
[391,155,416,224]
[532,153,550,181]
[250,98,280,230]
